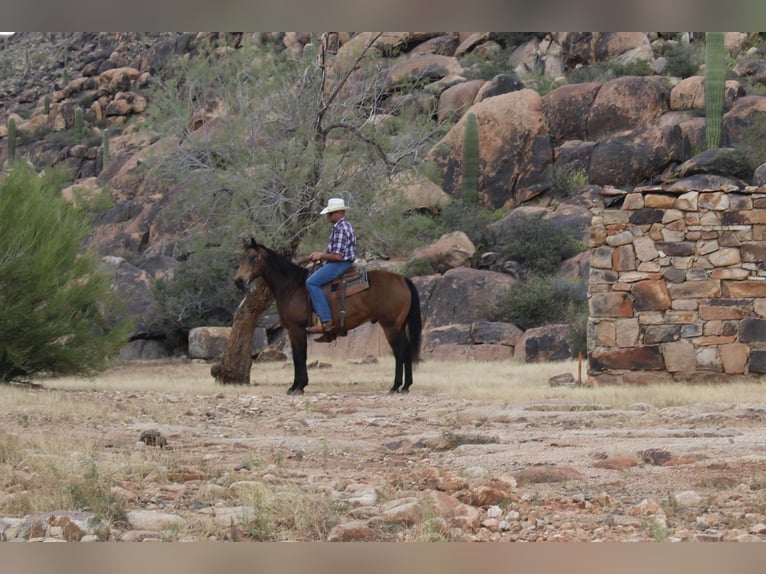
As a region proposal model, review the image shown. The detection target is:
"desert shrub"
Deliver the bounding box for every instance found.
[399,257,437,278]
[498,214,583,276]
[653,39,704,78]
[439,201,500,252]
[734,114,766,171]
[489,274,588,331]
[550,165,589,201]
[0,162,130,383]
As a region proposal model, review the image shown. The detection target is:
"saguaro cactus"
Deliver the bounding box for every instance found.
[74,108,84,143]
[705,32,726,149]
[462,111,480,206]
[101,128,110,169]
[7,117,16,162]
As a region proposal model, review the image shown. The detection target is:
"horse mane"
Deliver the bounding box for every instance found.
[258,242,309,292]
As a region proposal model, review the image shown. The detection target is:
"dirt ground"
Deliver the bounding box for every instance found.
[4,360,766,542]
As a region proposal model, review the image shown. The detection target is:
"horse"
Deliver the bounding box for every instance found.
[234,237,422,395]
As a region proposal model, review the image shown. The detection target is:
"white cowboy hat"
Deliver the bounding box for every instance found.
[320,197,349,214]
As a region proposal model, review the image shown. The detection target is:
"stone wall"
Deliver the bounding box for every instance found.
[587,183,766,384]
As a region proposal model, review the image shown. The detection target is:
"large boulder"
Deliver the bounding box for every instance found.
[410,231,475,273]
[589,125,686,187]
[188,326,268,360]
[723,95,766,147]
[514,323,575,363]
[587,76,670,139]
[437,79,484,122]
[99,255,158,338]
[422,267,516,328]
[428,89,551,209]
[542,82,600,142]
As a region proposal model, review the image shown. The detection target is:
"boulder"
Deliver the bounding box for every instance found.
[410,231,475,273]
[386,54,464,91]
[437,79,484,122]
[589,125,685,187]
[428,89,551,209]
[423,267,516,328]
[542,82,600,142]
[99,255,158,338]
[188,326,268,360]
[474,73,524,103]
[587,76,670,139]
[723,95,766,148]
[513,323,575,363]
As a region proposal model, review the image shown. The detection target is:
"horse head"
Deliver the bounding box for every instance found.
[234,236,265,292]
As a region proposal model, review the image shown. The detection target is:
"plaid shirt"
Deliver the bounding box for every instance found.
[327,217,357,262]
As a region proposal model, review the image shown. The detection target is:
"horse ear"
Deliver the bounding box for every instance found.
[242,236,256,249]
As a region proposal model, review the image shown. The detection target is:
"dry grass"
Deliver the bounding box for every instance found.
[3,357,766,540]
[33,357,766,408]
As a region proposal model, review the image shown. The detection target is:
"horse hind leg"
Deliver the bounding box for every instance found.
[385,328,407,394]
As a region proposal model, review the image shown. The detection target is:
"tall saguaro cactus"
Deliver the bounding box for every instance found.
[101,128,110,169]
[7,117,16,163]
[462,111,480,206]
[705,32,726,149]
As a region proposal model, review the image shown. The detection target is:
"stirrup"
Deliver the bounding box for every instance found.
[306,317,325,333]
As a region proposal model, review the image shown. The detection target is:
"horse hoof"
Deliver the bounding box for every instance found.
[389,388,400,394]
[287,388,303,395]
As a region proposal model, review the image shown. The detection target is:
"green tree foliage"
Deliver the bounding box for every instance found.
[151,244,244,346]
[499,214,583,276]
[0,163,129,383]
[705,32,726,149]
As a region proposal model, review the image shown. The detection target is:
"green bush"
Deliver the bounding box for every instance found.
[439,201,500,252]
[498,213,582,276]
[550,165,589,201]
[0,163,130,383]
[151,241,244,347]
[399,257,437,277]
[489,274,588,331]
[653,40,704,78]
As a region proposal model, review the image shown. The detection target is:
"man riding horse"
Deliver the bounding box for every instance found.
[305,197,357,342]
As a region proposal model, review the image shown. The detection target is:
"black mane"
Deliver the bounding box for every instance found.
[258,242,309,293]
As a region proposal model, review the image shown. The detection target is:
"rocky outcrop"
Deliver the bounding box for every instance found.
[4,32,766,365]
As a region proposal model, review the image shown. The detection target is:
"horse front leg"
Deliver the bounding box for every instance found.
[287,328,309,395]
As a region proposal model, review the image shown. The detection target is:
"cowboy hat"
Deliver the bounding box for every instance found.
[320,197,349,214]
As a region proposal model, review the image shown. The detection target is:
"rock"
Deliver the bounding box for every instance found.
[428,88,551,209]
[126,510,185,531]
[381,498,424,525]
[424,267,516,328]
[410,231,475,273]
[188,326,268,360]
[549,372,577,387]
[327,521,375,542]
[514,324,575,363]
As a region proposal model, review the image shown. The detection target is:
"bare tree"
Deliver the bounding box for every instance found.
[146,33,443,384]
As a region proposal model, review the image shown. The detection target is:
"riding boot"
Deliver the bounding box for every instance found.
[306,317,326,334]
[313,321,336,343]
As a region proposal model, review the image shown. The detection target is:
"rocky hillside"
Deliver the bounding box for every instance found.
[3,32,766,362]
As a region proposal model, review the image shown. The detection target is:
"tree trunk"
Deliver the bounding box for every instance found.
[211,280,273,385]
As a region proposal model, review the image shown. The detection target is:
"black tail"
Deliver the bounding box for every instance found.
[405,277,422,364]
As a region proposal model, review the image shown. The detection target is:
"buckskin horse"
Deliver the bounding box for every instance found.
[234,237,422,395]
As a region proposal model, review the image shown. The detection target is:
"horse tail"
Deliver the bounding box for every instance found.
[404,277,422,364]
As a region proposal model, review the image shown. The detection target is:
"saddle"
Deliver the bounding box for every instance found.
[320,266,370,335]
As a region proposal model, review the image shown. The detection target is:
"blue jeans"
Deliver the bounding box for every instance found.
[306,261,352,322]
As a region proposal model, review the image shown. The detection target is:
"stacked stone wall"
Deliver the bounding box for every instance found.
[588,185,766,384]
